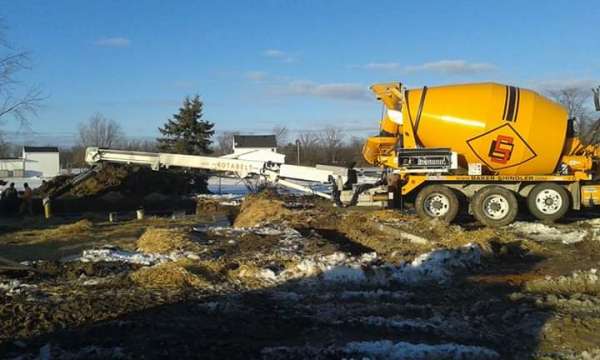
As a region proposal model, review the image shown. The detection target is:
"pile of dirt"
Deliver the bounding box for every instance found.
[37,163,209,199]
[17,219,96,244]
[47,219,94,236]
[136,227,200,253]
[34,175,72,195]
[233,190,334,228]
[334,211,430,261]
[233,191,293,228]
[129,260,211,289]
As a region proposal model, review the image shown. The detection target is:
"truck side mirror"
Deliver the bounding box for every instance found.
[593,86,600,111]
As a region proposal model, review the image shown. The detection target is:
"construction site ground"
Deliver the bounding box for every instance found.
[1,192,600,359]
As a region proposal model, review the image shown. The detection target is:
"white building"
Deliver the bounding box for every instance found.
[23,146,60,177]
[230,135,285,163]
[233,135,277,154]
[0,158,25,178]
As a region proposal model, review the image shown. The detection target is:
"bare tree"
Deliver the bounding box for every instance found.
[319,126,345,164]
[282,130,367,166]
[294,130,321,165]
[60,145,86,169]
[78,113,124,148]
[0,21,43,123]
[297,130,319,149]
[121,138,158,152]
[214,131,239,155]
[0,131,9,157]
[546,87,593,133]
[272,125,289,146]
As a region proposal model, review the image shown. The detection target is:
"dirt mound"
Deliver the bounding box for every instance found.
[129,260,211,289]
[233,190,334,228]
[233,191,292,228]
[335,211,430,261]
[25,219,95,244]
[34,175,71,194]
[136,227,200,253]
[38,163,209,199]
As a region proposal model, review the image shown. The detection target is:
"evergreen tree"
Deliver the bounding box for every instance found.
[157,96,214,154]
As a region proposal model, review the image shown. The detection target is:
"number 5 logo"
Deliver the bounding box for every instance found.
[488,135,514,164]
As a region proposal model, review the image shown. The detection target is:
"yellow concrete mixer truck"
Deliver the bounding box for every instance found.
[362,82,600,227]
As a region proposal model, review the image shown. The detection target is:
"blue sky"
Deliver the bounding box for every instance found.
[2,0,599,145]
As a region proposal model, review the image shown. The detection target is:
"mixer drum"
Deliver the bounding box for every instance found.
[403,83,568,175]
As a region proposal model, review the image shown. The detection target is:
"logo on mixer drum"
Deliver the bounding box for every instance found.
[466,124,537,170]
[488,135,514,164]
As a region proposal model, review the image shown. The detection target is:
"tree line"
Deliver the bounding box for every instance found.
[59,116,369,169]
[12,84,600,171]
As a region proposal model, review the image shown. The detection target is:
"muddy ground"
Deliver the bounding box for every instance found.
[1,192,600,359]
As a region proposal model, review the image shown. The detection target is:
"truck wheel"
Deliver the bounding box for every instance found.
[415,185,459,223]
[527,183,570,222]
[472,186,518,227]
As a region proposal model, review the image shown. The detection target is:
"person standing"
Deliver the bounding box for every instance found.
[19,183,33,216]
[1,183,18,216]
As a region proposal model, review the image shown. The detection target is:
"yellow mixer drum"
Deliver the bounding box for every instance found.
[404,83,568,175]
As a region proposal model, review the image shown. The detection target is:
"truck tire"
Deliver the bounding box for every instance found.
[527,183,570,222]
[471,186,518,227]
[415,185,459,223]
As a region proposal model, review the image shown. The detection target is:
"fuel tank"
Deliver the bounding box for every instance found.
[403,83,568,175]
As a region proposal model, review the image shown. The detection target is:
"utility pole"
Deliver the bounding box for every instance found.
[295,139,300,165]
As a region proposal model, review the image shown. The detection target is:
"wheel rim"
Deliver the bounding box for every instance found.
[482,194,510,220]
[423,193,450,217]
[535,189,563,215]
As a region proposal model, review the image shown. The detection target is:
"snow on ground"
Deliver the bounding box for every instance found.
[207,176,249,195]
[0,177,46,191]
[525,268,600,294]
[342,340,499,360]
[509,222,588,244]
[195,222,481,287]
[262,340,499,360]
[251,244,481,286]
[204,223,307,253]
[197,193,244,206]
[0,279,36,296]
[269,289,413,302]
[75,248,195,265]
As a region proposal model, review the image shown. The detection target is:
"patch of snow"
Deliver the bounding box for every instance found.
[76,248,188,265]
[356,316,441,332]
[269,291,304,302]
[343,340,499,359]
[393,244,481,284]
[82,279,101,286]
[210,224,306,253]
[0,279,36,295]
[399,231,430,244]
[510,222,588,244]
[253,244,481,286]
[34,344,125,360]
[39,343,51,360]
[337,289,411,301]
[197,193,242,200]
[262,340,499,360]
